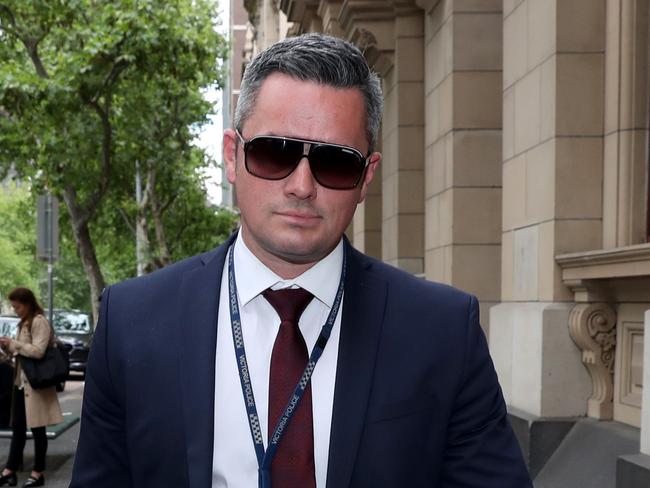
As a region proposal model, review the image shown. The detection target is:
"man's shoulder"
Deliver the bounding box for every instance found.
[105,239,230,301]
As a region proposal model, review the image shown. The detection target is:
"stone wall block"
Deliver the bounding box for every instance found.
[555,137,604,220]
[556,53,604,137]
[527,0,556,69]
[425,138,445,198]
[424,195,440,249]
[382,215,398,262]
[503,1,527,89]
[502,154,526,231]
[557,0,605,52]
[382,172,398,221]
[503,0,524,18]
[503,86,516,161]
[501,230,515,300]
[453,130,502,187]
[513,225,539,301]
[398,126,426,170]
[396,36,425,82]
[398,170,425,214]
[453,12,502,71]
[453,0,502,13]
[398,213,425,257]
[424,89,439,145]
[511,303,544,415]
[452,244,501,301]
[539,55,556,142]
[453,71,502,129]
[397,81,424,127]
[525,139,555,225]
[513,67,541,154]
[453,188,502,244]
[396,13,424,37]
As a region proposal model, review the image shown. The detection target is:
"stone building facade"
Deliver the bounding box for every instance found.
[229,1,650,485]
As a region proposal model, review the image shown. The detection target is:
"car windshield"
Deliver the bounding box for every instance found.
[52,311,91,334]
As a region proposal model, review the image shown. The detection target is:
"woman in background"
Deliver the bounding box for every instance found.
[0,288,63,487]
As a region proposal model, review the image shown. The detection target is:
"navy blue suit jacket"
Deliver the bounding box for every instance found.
[70,235,532,487]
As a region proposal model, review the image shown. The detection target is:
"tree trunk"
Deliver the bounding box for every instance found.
[147,168,172,268]
[136,206,151,274]
[63,188,106,323]
[135,161,151,275]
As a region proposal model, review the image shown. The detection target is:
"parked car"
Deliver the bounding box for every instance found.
[0,315,19,338]
[50,309,93,375]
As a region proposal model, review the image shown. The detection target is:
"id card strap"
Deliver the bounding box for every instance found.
[228,247,266,466]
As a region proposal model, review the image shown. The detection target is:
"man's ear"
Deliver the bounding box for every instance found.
[223,129,238,184]
[357,152,381,204]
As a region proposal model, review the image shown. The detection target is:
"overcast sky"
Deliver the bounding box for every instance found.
[194,0,230,205]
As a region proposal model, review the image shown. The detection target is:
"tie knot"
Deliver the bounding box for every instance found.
[263,287,314,323]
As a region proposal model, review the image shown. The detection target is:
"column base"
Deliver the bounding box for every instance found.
[617,454,650,488]
[507,407,576,478]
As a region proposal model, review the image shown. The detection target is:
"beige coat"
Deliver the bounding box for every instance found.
[7,315,63,428]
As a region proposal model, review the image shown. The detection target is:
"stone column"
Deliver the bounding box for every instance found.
[641,310,650,456]
[378,12,425,274]
[418,0,503,329]
[338,1,426,273]
[490,0,605,417]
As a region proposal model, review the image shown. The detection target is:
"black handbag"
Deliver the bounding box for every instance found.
[18,341,70,389]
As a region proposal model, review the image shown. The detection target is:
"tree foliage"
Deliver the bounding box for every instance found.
[0,183,39,306]
[0,0,236,319]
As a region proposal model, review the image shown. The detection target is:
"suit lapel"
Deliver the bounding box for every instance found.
[178,234,235,487]
[326,243,387,488]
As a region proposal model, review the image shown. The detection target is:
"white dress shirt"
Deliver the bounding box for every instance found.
[212,232,344,487]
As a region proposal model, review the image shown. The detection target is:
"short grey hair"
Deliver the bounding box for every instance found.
[234,33,383,152]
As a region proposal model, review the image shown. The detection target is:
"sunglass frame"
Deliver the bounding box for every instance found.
[235,130,371,190]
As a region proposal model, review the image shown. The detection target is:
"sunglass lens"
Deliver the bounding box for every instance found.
[245,137,303,179]
[310,145,365,189]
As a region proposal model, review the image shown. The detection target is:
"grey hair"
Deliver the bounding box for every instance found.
[234,33,383,152]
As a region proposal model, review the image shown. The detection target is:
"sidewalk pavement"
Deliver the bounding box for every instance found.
[0,379,84,488]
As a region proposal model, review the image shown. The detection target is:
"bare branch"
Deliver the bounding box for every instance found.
[118,208,135,235]
[23,36,50,78]
[161,194,178,214]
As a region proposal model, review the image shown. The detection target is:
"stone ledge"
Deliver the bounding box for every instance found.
[617,454,650,488]
[507,407,577,478]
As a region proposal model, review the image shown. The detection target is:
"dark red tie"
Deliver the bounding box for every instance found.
[263,288,316,488]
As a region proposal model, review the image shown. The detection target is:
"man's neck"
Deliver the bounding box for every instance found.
[238,229,321,280]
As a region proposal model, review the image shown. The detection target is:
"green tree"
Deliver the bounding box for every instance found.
[0,0,228,319]
[0,183,39,306]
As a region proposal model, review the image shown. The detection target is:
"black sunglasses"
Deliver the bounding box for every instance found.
[235,130,370,190]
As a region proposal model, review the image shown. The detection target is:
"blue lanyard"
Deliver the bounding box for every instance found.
[227,244,347,488]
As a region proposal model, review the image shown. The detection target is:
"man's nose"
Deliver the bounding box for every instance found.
[284,156,317,198]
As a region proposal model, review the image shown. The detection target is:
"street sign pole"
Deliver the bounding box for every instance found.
[47,195,54,325]
[37,194,59,323]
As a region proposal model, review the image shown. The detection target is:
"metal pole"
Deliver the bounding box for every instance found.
[135,160,144,276]
[47,194,54,325]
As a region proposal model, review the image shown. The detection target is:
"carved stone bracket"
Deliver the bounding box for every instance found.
[349,27,394,77]
[568,303,617,419]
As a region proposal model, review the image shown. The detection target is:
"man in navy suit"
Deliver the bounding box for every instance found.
[70,33,531,487]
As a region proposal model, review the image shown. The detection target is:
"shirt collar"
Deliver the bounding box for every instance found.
[232,230,344,309]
